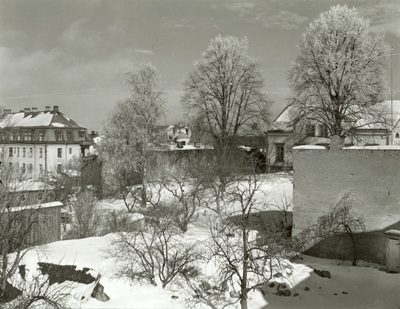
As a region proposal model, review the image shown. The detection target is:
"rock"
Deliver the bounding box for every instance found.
[342,291,348,295]
[322,270,331,279]
[0,281,22,303]
[294,293,299,297]
[91,282,110,302]
[171,295,179,299]
[378,267,386,272]
[283,290,291,297]
[314,269,331,278]
[334,293,338,296]
[273,272,283,278]
[269,282,275,288]
[200,281,212,292]
[304,287,310,291]
[278,284,287,290]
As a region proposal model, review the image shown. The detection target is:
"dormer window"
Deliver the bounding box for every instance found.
[396,132,400,139]
[80,131,86,138]
[39,132,44,141]
[24,131,32,141]
[56,131,63,141]
[67,131,72,140]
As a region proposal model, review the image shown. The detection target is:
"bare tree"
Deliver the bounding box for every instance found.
[67,190,99,239]
[100,63,165,210]
[157,163,205,233]
[314,192,365,266]
[289,5,391,139]
[199,174,292,309]
[0,171,46,301]
[109,221,200,289]
[182,35,271,202]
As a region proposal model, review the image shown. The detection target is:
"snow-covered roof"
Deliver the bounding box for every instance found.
[343,145,400,150]
[175,133,190,141]
[0,109,85,129]
[9,180,53,192]
[9,201,63,212]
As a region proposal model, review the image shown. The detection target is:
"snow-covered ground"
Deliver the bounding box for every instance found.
[9,173,400,308]
[19,235,400,309]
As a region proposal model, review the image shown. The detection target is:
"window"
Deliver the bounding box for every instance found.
[38,192,43,200]
[56,132,63,141]
[80,131,86,138]
[57,164,62,173]
[275,144,285,163]
[24,131,32,141]
[28,164,33,173]
[396,132,400,139]
[67,131,72,139]
[1,133,5,141]
[17,133,21,141]
[9,133,14,141]
[9,162,12,170]
[22,163,26,173]
[39,164,43,173]
[57,148,62,158]
[29,148,33,157]
[9,147,13,157]
[39,132,44,141]
[20,193,26,203]
[39,148,43,158]
[22,148,26,157]
[17,147,19,157]
[69,148,72,155]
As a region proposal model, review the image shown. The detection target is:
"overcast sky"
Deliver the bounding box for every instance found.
[1,0,399,132]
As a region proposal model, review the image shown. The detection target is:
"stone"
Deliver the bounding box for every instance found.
[314,269,331,278]
[304,287,310,291]
[283,290,291,297]
[91,282,110,302]
[269,282,275,288]
[200,281,212,292]
[294,293,299,297]
[171,295,179,299]
[321,271,331,279]
[273,272,283,278]
[342,291,348,295]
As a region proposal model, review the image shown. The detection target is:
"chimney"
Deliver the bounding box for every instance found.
[53,105,59,112]
[32,107,38,112]
[24,108,31,117]
[45,106,51,111]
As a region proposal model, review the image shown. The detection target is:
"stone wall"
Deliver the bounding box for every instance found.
[292,146,400,264]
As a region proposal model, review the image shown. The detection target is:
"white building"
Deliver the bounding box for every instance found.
[0,106,92,180]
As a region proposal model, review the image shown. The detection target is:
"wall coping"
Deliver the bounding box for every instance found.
[293,145,327,150]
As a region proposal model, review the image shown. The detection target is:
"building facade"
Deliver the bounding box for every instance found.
[0,106,92,180]
[266,100,400,171]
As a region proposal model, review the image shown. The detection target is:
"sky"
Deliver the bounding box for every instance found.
[0,0,399,132]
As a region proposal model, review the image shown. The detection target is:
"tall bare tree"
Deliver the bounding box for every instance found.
[100,63,165,210]
[289,5,391,139]
[182,35,271,203]
[183,35,270,147]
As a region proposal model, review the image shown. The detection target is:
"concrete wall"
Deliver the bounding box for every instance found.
[292,146,400,264]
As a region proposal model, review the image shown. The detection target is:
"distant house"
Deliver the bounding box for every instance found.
[1,201,64,247]
[0,106,93,179]
[7,179,55,205]
[266,100,400,171]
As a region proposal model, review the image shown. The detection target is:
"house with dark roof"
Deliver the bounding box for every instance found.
[266,100,400,171]
[0,106,92,179]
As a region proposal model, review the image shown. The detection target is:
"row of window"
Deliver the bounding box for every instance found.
[1,130,86,142]
[9,162,36,173]
[8,162,63,174]
[8,147,73,158]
